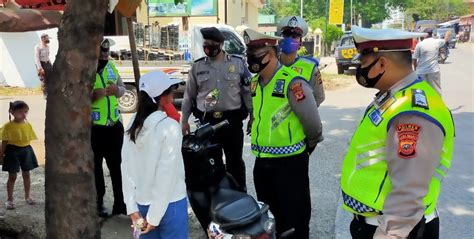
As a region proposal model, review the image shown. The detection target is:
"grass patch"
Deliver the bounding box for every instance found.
[0,86,42,96]
[321,73,355,90]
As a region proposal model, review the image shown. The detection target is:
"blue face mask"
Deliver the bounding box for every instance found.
[279,37,300,54]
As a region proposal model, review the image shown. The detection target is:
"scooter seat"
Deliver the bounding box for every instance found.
[211,188,266,229]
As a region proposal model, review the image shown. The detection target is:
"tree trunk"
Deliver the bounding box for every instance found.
[44,0,107,238]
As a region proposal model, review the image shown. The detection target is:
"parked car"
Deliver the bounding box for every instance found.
[335,32,359,74]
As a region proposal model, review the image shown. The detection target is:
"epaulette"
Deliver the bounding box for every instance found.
[230,54,244,60]
[194,57,206,63]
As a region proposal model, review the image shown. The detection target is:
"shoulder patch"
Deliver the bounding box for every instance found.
[290,82,305,101]
[194,57,206,63]
[412,89,429,109]
[396,123,421,159]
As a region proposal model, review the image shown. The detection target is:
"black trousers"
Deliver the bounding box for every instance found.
[350,216,440,239]
[254,153,311,239]
[200,112,246,191]
[91,122,126,212]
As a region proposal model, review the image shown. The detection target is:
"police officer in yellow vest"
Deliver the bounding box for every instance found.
[242,27,323,239]
[92,39,127,217]
[340,26,454,239]
[277,16,325,106]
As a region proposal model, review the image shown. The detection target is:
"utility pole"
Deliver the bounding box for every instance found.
[350,0,353,25]
[325,0,329,56]
[300,0,304,18]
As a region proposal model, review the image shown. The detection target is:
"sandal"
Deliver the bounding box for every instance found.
[5,201,14,210]
[26,198,36,205]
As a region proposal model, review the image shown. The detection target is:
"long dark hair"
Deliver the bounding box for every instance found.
[127,88,173,143]
[127,91,160,143]
[9,101,29,121]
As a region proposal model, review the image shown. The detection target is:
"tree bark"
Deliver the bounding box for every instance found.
[0,8,62,32]
[44,0,107,238]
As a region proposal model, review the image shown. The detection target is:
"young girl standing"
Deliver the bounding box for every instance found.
[121,71,188,239]
[0,101,38,210]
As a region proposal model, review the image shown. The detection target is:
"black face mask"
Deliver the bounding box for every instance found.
[247,53,269,74]
[203,44,222,58]
[356,58,385,88]
[97,59,108,72]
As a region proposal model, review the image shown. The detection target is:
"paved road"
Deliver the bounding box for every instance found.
[335,43,474,238]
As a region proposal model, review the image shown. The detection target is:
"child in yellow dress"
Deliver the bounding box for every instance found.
[0,101,38,210]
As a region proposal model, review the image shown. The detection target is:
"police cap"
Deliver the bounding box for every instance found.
[200,27,225,43]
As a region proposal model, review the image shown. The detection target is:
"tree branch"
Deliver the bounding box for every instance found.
[0,8,62,32]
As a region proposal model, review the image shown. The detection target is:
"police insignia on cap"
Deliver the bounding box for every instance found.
[288,16,298,28]
[244,32,251,44]
[251,64,260,72]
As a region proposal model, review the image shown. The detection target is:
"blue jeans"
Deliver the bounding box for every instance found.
[138,197,188,239]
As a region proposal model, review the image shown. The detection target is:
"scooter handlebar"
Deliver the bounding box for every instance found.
[212,120,230,132]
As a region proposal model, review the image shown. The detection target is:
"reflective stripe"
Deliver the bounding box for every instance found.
[356,157,385,170]
[251,140,305,155]
[356,140,384,150]
[357,148,385,161]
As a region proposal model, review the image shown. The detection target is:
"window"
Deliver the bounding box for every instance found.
[341,36,354,47]
[221,30,246,55]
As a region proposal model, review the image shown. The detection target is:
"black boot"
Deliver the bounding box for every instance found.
[97,204,109,218]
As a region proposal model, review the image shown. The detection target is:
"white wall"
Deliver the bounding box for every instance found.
[0,28,58,87]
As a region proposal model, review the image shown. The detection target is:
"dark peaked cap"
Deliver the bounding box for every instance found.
[200,27,225,43]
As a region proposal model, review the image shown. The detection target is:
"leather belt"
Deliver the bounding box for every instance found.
[355,209,438,227]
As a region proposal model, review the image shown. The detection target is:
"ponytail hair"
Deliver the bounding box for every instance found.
[9,101,29,121]
[127,91,161,143]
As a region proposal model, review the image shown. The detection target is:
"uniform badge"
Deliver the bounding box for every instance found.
[368,109,383,126]
[228,64,236,73]
[290,82,305,101]
[397,124,421,159]
[412,89,429,109]
[92,112,100,121]
[292,67,303,74]
[272,80,285,98]
[250,81,257,96]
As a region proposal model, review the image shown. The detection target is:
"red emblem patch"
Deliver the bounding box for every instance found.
[396,124,421,159]
[290,82,305,101]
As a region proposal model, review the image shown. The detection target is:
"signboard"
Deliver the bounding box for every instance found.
[329,0,344,25]
[148,0,217,17]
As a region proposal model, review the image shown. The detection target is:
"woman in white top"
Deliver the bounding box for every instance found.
[121,71,188,238]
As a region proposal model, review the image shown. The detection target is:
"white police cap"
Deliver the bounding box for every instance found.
[352,26,426,54]
[139,71,182,102]
[239,27,282,48]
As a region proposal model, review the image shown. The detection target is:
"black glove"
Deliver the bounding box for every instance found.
[306,145,316,156]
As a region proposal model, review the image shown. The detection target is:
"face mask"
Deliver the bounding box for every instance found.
[97,59,108,72]
[44,39,50,44]
[247,53,269,74]
[203,44,222,58]
[279,37,300,54]
[355,58,385,88]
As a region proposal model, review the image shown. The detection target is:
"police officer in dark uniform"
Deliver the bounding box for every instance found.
[182,27,252,191]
